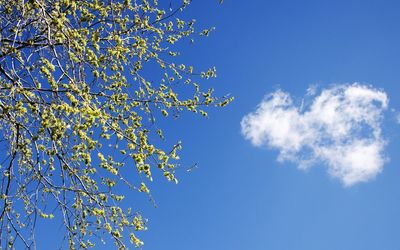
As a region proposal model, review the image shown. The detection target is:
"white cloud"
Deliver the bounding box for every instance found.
[241,83,388,186]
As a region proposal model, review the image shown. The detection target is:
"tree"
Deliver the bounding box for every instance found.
[0,0,232,248]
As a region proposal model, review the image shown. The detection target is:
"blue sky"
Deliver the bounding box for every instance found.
[135,1,400,249]
[37,0,400,249]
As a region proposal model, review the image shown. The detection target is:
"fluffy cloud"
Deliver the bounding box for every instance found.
[241,83,388,186]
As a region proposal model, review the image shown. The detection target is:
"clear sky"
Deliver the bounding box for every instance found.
[40,0,400,249]
[132,1,400,249]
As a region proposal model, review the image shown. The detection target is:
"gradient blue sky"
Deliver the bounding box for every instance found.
[40,0,400,249]
[137,1,400,249]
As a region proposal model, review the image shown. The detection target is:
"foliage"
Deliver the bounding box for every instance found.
[0,0,232,248]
